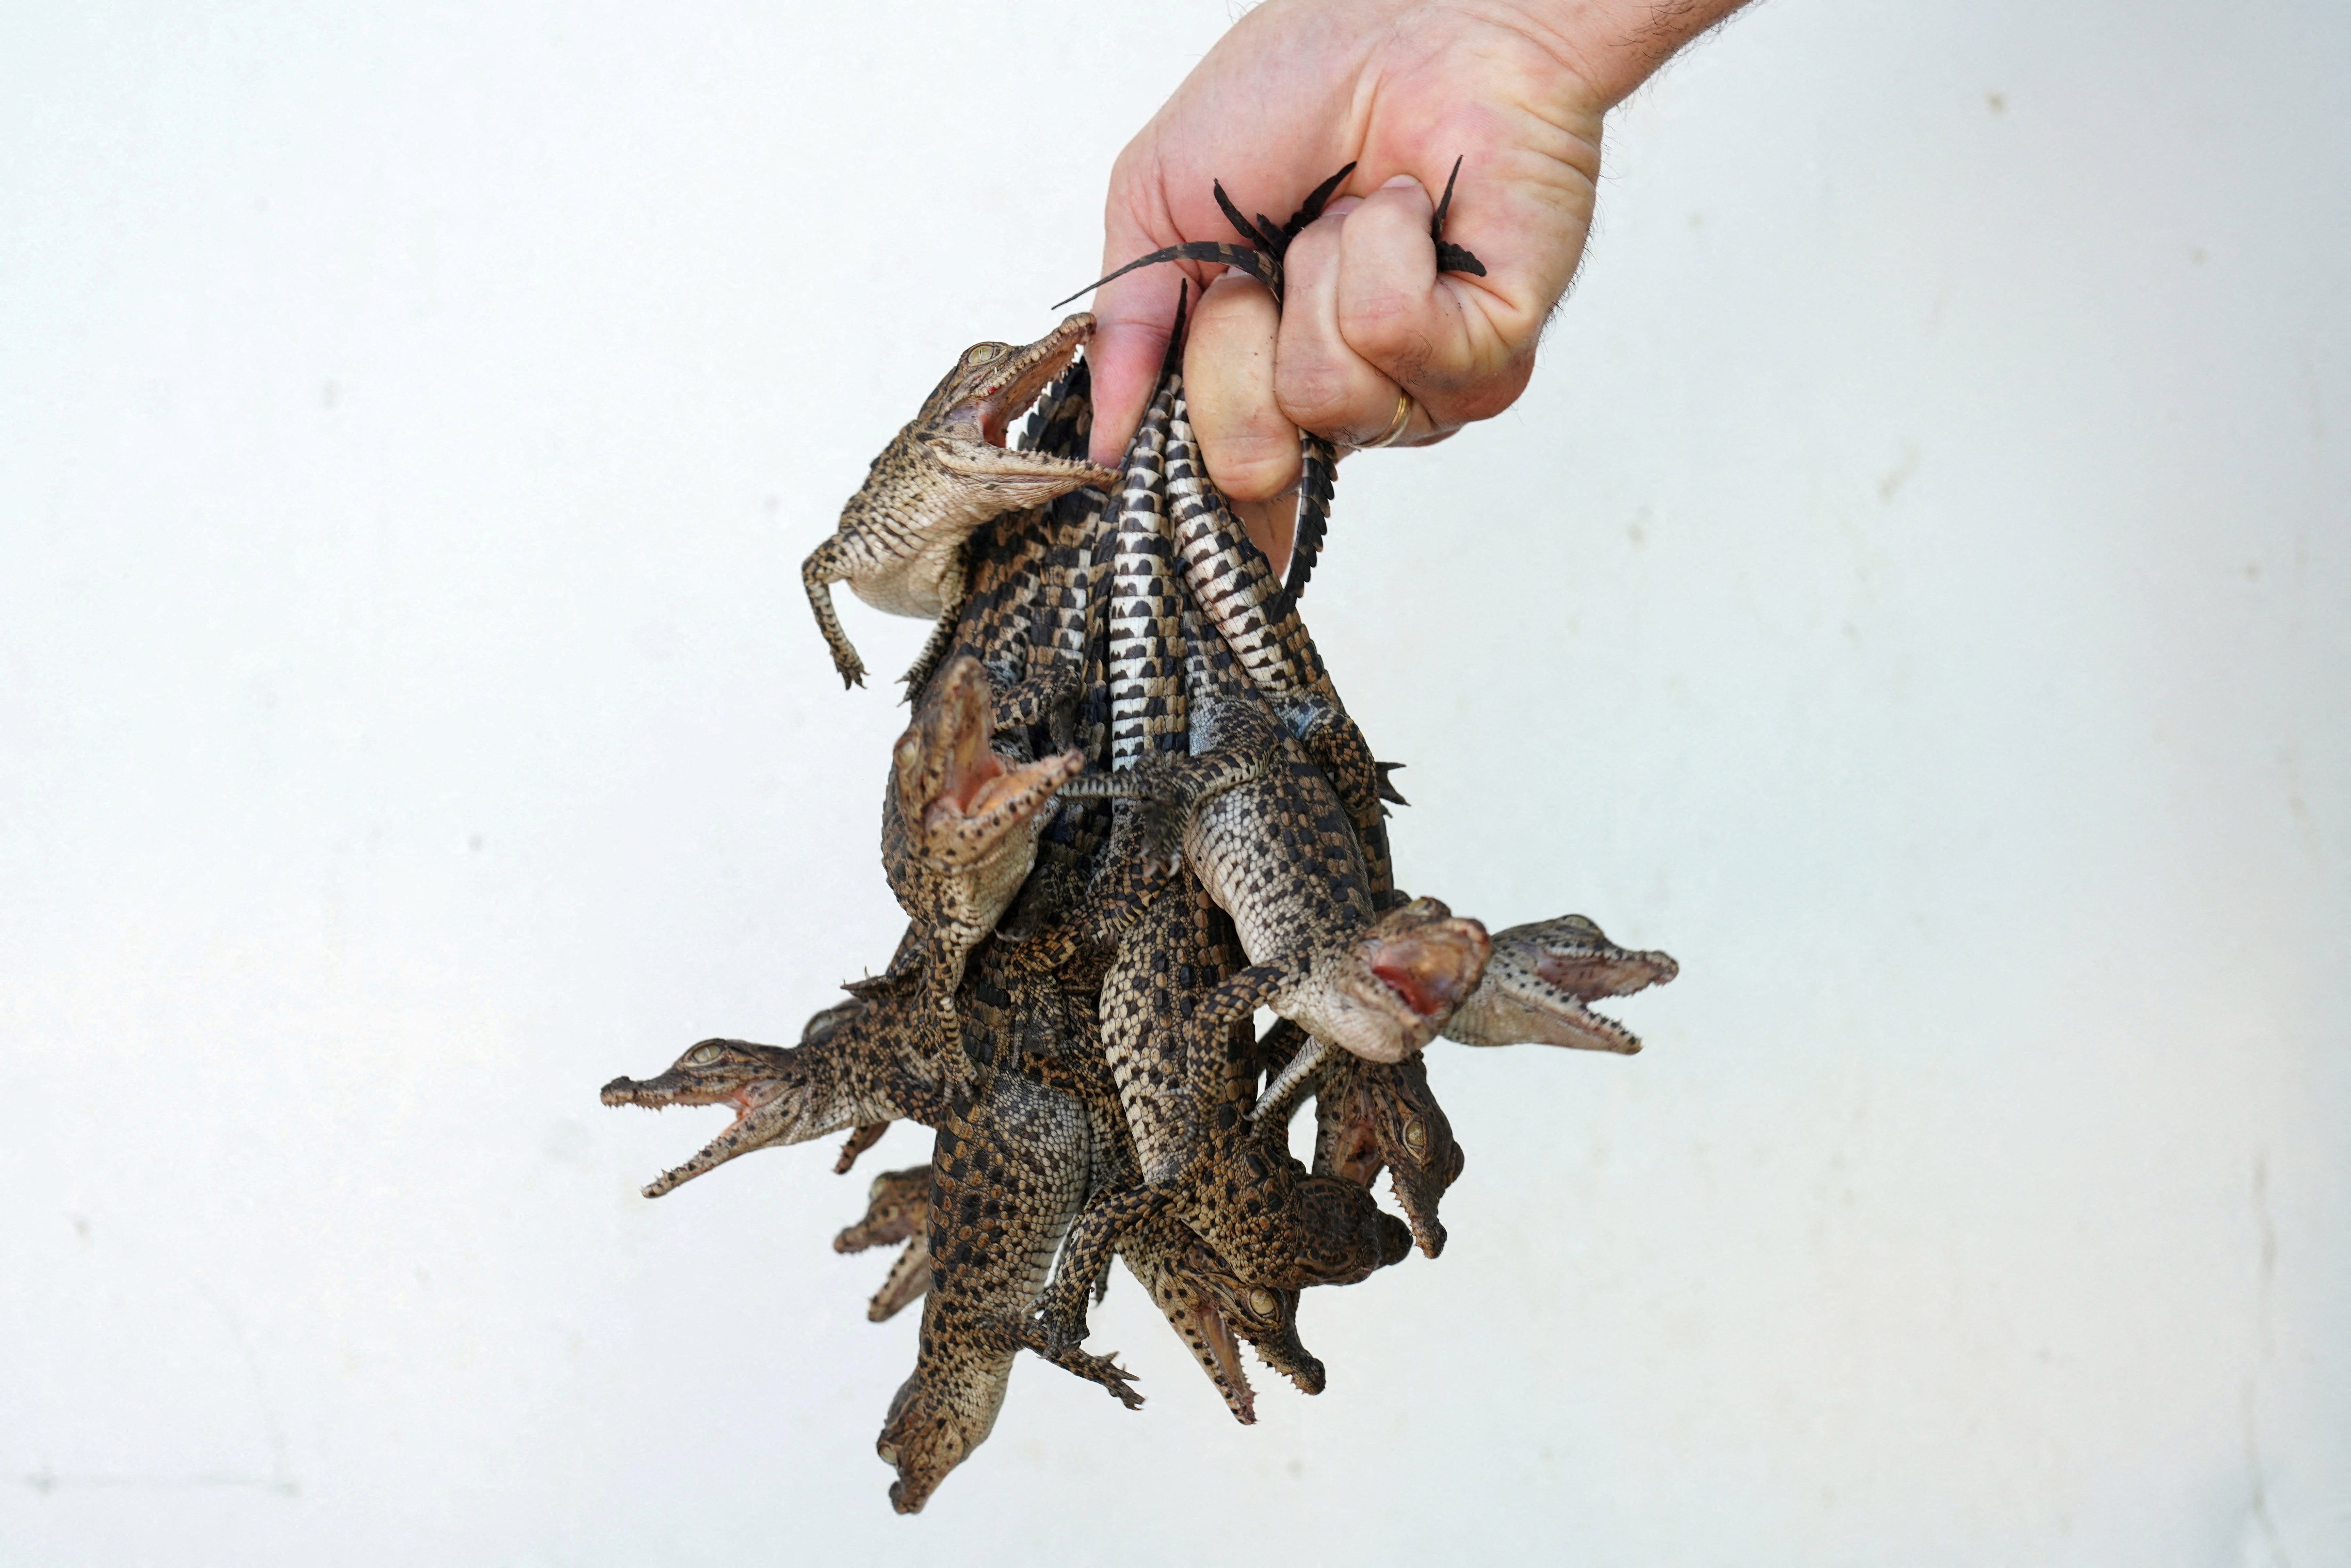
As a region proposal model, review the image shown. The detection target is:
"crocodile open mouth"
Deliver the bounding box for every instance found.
[598,1075,774,1121]
[1440,915,1678,1053]
[911,657,1083,842]
[600,1077,803,1198]
[962,313,1095,448]
[1365,920,1489,1023]
[1533,942,1681,998]
[1185,1288,1257,1425]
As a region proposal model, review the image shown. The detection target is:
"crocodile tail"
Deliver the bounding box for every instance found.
[1283,432,1339,603]
[1431,154,1489,277]
[1106,287,1190,770]
[1052,241,1282,311]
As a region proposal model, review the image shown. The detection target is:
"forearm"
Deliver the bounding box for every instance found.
[1513,0,1754,107]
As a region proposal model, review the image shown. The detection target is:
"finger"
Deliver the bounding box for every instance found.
[1273,196,1450,447]
[1332,174,1531,424]
[1087,149,1191,471]
[1185,271,1297,504]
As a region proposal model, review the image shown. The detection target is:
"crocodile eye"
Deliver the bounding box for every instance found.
[964,344,1004,366]
[1247,1287,1278,1318]
[685,1043,724,1066]
[876,1204,899,1222]
[1401,1116,1429,1157]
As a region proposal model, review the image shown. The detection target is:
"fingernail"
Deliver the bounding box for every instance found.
[1324,196,1364,217]
[1382,174,1426,194]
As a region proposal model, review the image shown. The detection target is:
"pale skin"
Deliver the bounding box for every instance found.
[1088,0,1752,570]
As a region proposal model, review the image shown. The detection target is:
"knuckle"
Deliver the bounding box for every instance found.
[1204,429,1303,502]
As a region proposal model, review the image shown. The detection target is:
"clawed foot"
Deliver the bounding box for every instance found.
[834,648,868,690]
[1063,1350,1145,1411]
[1016,1320,1143,1409]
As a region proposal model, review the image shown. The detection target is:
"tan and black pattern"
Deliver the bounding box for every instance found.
[803,313,1117,689]
[878,1065,1142,1516]
[1163,392,1409,924]
[878,655,1094,1093]
[603,278,1682,1514]
[1171,640,1491,1071]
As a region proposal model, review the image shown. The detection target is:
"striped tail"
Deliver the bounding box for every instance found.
[1106,289,1193,771]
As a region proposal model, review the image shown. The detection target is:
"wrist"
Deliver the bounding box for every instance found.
[1478,0,1750,107]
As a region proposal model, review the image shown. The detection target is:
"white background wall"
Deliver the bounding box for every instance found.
[3,1,2344,1562]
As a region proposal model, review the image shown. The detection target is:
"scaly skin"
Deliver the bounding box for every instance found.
[878,1066,1142,1516]
[1442,913,1680,1053]
[1161,392,1405,893]
[1173,1231,1326,1399]
[900,356,1108,715]
[1050,308,1269,1186]
[836,1165,934,1324]
[803,314,1117,688]
[1036,1030,1303,1426]
[602,821,1180,1198]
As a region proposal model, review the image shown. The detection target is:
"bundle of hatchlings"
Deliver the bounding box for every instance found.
[601,168,1677,1514]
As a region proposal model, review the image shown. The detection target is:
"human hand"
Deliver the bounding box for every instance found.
[1085,0,1744,568]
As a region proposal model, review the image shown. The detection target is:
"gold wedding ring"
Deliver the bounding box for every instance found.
[1359,388,1415,449]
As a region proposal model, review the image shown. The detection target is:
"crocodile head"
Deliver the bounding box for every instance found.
[1325,1052,1465,1258]
[833,1165,930,1254]
[891,655,1083,883]
[1289,1172,1415,1288]
[876,1365,1001,1516]
[1312,897,1491,1064]
[1442,914,1678,1053]
[918,313,1094,445]
[1180,1239,1327,1397]
[599,997,871,1198]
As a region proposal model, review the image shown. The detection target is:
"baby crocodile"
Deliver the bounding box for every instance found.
[877,1064,1142,1515]
[1034,872,1416,1357]
[835,1164,933,1324]
[1171,648,1491,1069]
[1314,1046,1464,1261]
[1035,1028,1323,1426]
[802,314,1117,688]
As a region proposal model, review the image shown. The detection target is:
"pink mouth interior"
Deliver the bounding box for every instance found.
[1371,949,1457,1017]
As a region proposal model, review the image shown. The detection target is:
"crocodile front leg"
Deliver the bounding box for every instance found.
[802,536,868,688]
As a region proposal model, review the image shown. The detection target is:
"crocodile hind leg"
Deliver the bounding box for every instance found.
[833,1122,890,1174]
[1034,1183,1172,1353]
[1006,1318,1145,1409]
